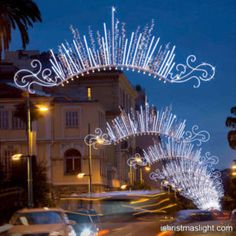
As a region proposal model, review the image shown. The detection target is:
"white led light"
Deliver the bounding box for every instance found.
[14,7,215,93]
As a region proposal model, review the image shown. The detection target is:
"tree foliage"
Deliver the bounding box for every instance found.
[0,0,42,59]
[13,101,43,128]
[226,106,236,150]
[11,157,53,207]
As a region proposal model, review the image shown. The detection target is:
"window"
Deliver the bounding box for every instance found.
[64,149,81,174]
[65,111,79,128]
[0,110,9,129]
[2,147,17,179]
[12,113,25,130]
[87,87,92,100]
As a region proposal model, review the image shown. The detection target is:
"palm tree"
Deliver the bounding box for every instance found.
[226,106,236,150]
[0,0,42,59]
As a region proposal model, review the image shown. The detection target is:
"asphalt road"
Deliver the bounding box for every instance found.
[100,215,164,236]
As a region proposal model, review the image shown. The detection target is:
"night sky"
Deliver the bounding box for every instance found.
[10,0,236,169]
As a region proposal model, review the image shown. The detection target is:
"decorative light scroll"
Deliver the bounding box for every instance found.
[170,55,215,88]
[200,152,219,168]
[127,153,147,168]
[184,125,210,146]
[14,60,61,93]
[14,7,215,93]
[84,128,111,149]
[149,169,165,180]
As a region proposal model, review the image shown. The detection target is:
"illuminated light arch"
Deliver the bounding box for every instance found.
[14,7,215,93]
[143,138,218,167]
[149,159,223,210]
[84,103,210,147]
[127,138,218,169]
[126,139,223,210]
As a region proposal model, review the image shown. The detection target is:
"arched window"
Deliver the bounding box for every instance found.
[64,149,81,174]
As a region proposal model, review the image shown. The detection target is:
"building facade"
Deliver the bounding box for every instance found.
[0,52,139,198]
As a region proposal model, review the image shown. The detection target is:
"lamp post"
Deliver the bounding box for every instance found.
[134,155,143,183]
[13,94,49,208]
[84,125,105,207]
[26,92,34,208]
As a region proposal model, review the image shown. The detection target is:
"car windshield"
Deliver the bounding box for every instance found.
[66,212,92,224]
[10,211,64,225]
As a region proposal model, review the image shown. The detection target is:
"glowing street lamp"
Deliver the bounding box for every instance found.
[232,160,236,177]
[96,137,104,145]
[36,104,49,113]
[145,164,151,172]
[77,173,88,179]
[135,156,142,163]
[12,153,24,161]
[120,184,127,190]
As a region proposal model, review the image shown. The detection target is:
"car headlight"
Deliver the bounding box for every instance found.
[49,230,65,236]
[80,228,94,236]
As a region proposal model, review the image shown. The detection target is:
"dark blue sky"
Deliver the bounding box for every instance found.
[10,0,236,169]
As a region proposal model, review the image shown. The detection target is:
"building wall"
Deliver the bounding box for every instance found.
[47,71,138,187]
[0,57,140,196]
[0,96,109,194]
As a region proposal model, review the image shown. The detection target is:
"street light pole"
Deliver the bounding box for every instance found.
[139,167,143,183]
[129,165,133,186]
[88,143,92,195]
[84,127,107,208]
[26,92,33,208]
[87,123,93,209]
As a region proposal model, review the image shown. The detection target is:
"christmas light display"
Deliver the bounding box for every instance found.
[149,158,223,210]
[125,137,223,210]
[11,5,222,211]
[14,7,215,93]
[142,138,218,168]
[83,101,222,210]
[85,103,210,146]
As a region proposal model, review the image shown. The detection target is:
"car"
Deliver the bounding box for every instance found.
[9,208,76,236]
[0,224,12,236]
[211,210,230,220]
[175,209,214,224]
[65,210,99,236]
[230,209,236,221]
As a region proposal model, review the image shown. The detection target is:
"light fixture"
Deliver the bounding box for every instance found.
[77,173,86,179]
[12,153,24,161]
[37,104,49,113]
[120,184,127,190]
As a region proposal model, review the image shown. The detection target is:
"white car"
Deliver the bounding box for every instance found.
[9,208,76,236]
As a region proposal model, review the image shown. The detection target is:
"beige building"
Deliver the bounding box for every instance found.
[0,54,138,198]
